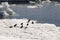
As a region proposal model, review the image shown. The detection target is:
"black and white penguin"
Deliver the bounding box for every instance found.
[20,25,23,28]
[9,26,13,28]
[32,21,34,24]
[27,19,31,23]
[27,23,29,26]
[21,23,23,25]
[14,24,17,27]
[0,2,16,19]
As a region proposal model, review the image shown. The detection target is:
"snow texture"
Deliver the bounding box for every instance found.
[0,1,60,40]
[0,19,60,40]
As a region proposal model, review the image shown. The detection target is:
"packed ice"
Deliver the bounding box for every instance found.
[0,19,60,40]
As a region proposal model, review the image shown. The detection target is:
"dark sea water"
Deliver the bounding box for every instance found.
[10,3,60,26]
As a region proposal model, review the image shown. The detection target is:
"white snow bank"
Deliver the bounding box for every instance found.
[0,36,30,40]
[0,36,20,40]
[0,19,60,40]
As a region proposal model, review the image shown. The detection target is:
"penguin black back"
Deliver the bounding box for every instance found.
[27,19,31,23]
[20,25,23,28]
[21,23,23,25]
[32,21,34,24]
[14,24,17,27]
[27,23,29,26]
[9,26,13,28]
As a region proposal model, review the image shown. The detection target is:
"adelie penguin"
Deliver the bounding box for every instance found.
[20,25,23,28]
[20,23,23,28]
[14,24,17,27]
[9,26,13,28]
[21,23,23,25]
[32,21,34,24]
[27,19,31,23]
[27,23,29,26]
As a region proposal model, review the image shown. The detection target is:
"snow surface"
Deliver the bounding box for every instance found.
[0,1,60,40]
[0,19,60,40]
[0,36,20,40]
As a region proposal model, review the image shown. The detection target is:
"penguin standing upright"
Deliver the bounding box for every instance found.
[27,19,31,23]
[25,19,31,29]
[32,21,34,24]
[27,23,29,26]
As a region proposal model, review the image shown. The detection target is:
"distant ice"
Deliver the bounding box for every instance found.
[0,2,16,18]
[27,6,38,8]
